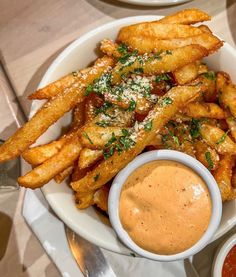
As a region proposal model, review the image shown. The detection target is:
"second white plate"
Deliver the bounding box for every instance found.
[115,0,192,6]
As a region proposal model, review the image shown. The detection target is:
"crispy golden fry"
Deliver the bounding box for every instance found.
[78,148,103,169]
[174,62,199,85]
[81,126,124,149]
[198,25,212,34]
[22,139,65,166]
[93,184,110,212]
[85,94,103,123]
[120,33,222,55]
[0,57,113,162]
[112,45,208,84]
[71,85,202,196]
[157,8,211,25]
[148,134,163,149]
[18,135,82,188]
[183,103,226,119]
[199,124,236,155]
[75,191,94,209]
[28,72,82,100]
[104,94,153,115]
[216,71,231,94]
[226,117,236,142]
[71,102,86,128]
[54,166,73,183]
[221,83,236,118]
[194,139,219,170]
[72,165,90,182]
[190,73,217,102]
[118,23,203,42]
[232,169,236,188]
[197,62,208,74]
[213,155,236,201]
[100,39,122,58]
[175,125,195,157]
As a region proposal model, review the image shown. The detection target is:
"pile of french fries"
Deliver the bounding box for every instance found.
[1,8,236,211]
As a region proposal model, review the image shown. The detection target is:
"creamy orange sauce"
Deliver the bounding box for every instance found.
[119,160,212,255]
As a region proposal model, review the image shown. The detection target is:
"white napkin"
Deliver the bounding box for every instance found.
[22,189,236,277]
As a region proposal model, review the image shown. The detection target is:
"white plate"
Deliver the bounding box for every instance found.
[29,15,236,255]
[115,0,192,6]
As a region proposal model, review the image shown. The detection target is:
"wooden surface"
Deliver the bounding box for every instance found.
[0,0,235,276]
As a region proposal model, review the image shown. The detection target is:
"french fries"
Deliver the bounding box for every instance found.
[157,9,211,25]
[0,56,113,162]
[112,45,208,84]
[199,124,236,155]
[118,23,203,42]
[18,135,82,188]
[213,155,235,201]
[2,8,236,210]
[71,85,202,196]
[119,33,222,55]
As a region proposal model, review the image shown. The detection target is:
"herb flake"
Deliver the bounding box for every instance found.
[205,151,214,169]
[82,132,93,145]
[93,174,100,182]
[144,120,153,131]
[216,130,229,145]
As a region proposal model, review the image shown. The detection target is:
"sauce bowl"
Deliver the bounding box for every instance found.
[108,150,222,261]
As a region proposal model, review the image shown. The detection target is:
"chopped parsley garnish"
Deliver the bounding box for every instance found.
[93,174,100,182]
[102,128,136,159]
[82,132,93,145]
[95,121,110,127]
[190,119,201,139]
[216,130,229,145]
[118,50,138,65]
[128,99,136,111]
[103,146,114,160]
[105,132,117,147]
[84,84,93,96]
[144,120,152,131]
[205,151,214,169]
[173,135,179,146]
[155,74,171,83]
[117,43,128,54]
[162,97,173,106]
[95,102,112,115]
[202,71,216,80]
[134,68,144,74]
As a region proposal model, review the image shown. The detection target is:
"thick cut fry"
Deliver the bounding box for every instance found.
[29,57,113,100]
[75,191,94,209]
[157,9,211,25]
[197,62,208,74]
[183,103,226,119]
[174,63,199,85]
[81,126,124,149]
[22,139,65,166]
[85,94,103,123]
[71,85,201,197]
[28,72,82,100]
[71,102,86,128]
[226,117,236,142]
[78,148,103,169]
[216,71,231,94]
[221,83,236,118]
[100,39,122,58]
[120,33,222,55]
[93,184,110,212]
[118,23,203,42]
[213,155,235,201]
[112,45,208,84]
[0,57,113,162]
[72,165,90,182]
[232,169,236,188]
[194,140,219,170]
[54,166,73,183]
[198,25,212,34]
[199,124,236,155]
[18,136,82,188]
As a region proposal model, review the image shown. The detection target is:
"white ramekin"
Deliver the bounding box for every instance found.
[212,233,236,276]
[108,150,222,261]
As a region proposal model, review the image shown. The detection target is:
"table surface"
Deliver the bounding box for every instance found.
[0,0,236,276]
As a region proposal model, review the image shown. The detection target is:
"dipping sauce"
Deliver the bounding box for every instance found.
[119,160,212,255]
[222,245,236,277]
